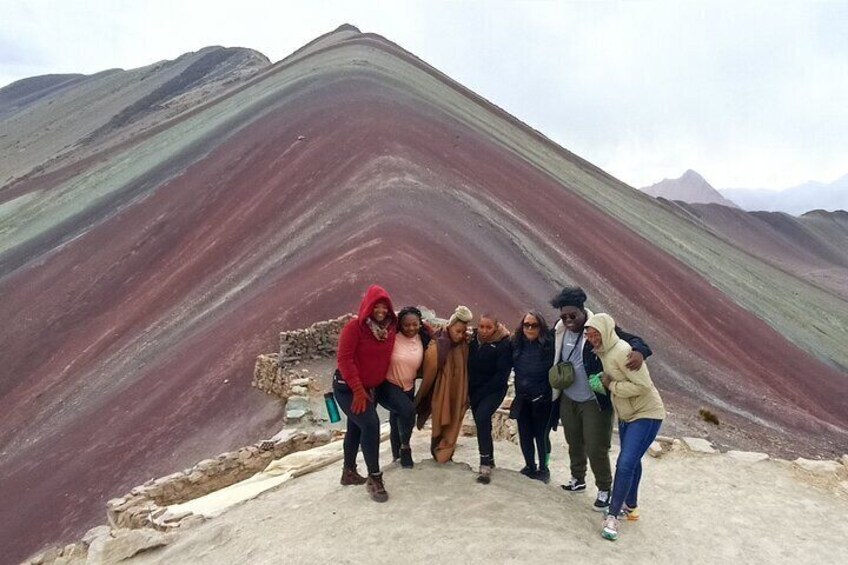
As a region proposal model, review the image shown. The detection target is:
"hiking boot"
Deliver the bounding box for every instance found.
[519,465,537,478]
[593,490,611,512]
[476,464,492,485]
[366,473,389,503]
[340,466,367,486]
[560,477,587,493]
[400,447,414,469]
[601,515,619,541]
[534,467,551,484]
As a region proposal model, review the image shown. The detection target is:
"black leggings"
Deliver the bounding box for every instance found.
[471,389,506,466]
[389,386,416,459]
[334,376,415,475]
[516,395,552,470]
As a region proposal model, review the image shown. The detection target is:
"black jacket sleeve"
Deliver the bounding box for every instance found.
[495,339,513,389]
[614,326,652,359]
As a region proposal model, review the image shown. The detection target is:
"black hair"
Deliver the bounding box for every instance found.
[512,310,552,356]
[397,305,432,349]
[550,286,588,310]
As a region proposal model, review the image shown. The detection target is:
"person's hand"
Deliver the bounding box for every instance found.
[625,351,644,370]
[351,386,369,414]
[601,373,613,388]
[588,373,606,395]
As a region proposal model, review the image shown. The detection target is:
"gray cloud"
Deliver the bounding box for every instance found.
[1,1,845,190]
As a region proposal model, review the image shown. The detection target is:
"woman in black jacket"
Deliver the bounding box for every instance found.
[511,311,555,483]
[467,314,512,484]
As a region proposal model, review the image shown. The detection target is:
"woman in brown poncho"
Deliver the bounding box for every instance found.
[414,306,473,463]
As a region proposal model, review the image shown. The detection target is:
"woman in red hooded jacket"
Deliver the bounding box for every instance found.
[333,285,414,502]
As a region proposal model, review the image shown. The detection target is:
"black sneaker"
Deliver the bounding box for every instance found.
[593,490,611,512]
[534,468,551,484]
[519,465,537,478]
[560,477,587,492]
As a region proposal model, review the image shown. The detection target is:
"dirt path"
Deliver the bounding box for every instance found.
[129,430,847,565]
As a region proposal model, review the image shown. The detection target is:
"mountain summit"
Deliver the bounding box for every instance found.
[641,169,739,208]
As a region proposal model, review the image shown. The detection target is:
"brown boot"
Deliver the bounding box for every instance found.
[340,466,367,486]
[365,472,389,502]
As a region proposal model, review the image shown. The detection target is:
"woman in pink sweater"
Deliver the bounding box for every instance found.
[385,306,432,468]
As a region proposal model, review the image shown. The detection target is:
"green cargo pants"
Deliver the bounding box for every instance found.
[559,395,613,491]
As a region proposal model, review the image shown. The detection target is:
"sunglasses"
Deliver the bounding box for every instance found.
[522,322,540,329]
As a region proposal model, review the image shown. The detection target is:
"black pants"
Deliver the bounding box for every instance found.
[388,385,416,459]
[516,395,552,470]
[334,375,415,475]
[471,389,506,466]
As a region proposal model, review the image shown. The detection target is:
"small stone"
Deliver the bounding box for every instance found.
[309,429,332,443]
[87,528,174,565]
[161,509,192,523]
[681,437,716,454]
[28,546,61,564]
[727,451,769,463]
[647,441,663,458]
[286,409,308,420]
[82,525,112,547]
[841,454,848,468]
[291,385,308,396]
[794,457,841,476]
[291,378,311,387]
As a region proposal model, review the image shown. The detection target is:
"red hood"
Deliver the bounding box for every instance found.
[357,284,397,326]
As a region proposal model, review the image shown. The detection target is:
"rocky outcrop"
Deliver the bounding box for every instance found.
[105,429,340,531]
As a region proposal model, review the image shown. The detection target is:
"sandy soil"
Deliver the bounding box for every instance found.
[129,432,848,565]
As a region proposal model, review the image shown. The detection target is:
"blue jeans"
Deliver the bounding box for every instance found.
[610,418,662,516]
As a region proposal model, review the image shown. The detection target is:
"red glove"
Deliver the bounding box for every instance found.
[350,382,369,415]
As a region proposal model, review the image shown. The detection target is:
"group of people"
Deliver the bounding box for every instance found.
[332,284,666,541]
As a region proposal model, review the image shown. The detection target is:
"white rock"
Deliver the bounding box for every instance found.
[681,437,717,454]
[794,458,841,476]
[839,481,848,495]
[291,385,308,396]
[286,409,308,420]
[87,528,174,565]
[727,451,769,463]
[161,509,193,523]
[309,429,332,443]
[291,378,311,387]
[648,441,663,458]
[82,525,112,547]
[841,454,848,468]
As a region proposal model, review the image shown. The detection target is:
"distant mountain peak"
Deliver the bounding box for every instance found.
[641,170,739,208]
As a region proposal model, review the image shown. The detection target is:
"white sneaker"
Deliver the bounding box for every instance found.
[601,515,619,541]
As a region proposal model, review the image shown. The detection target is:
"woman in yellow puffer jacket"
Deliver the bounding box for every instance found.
[584,313,665,542]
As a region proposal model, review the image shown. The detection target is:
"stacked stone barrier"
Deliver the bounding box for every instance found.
[252,314,354,401]
[106,429,341,531]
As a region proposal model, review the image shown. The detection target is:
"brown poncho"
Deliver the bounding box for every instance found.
[414,331,469,463]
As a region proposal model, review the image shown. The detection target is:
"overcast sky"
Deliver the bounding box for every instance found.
[1,1,846,190]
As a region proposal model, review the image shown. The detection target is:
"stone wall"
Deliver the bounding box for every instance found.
[106,429,342,531]
[252,314,353,400]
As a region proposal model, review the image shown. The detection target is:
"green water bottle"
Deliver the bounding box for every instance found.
[324,392,341,423]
